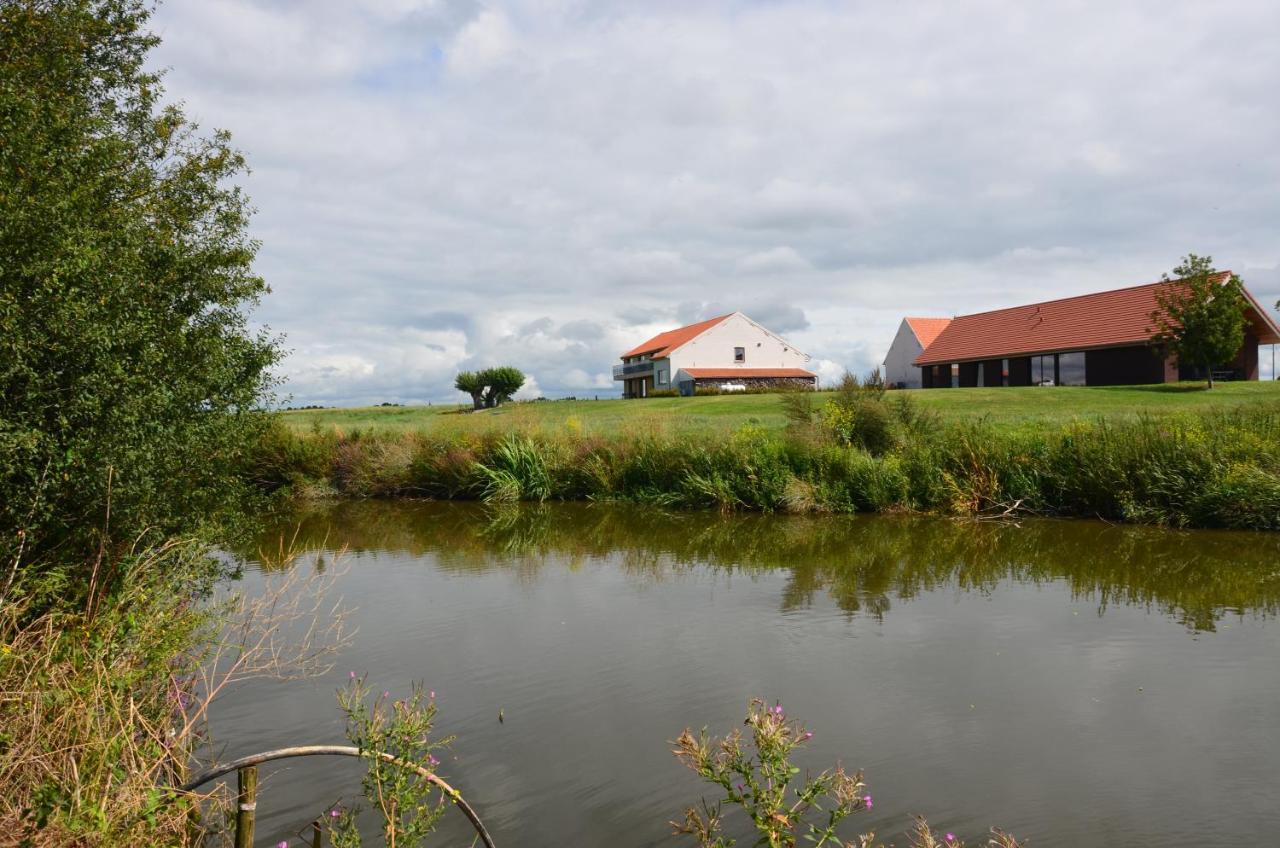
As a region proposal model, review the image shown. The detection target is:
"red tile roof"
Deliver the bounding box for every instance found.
[622,314,734,359]
[905,317,952,349]
[913,272,1280,365]
[680,368,816,378]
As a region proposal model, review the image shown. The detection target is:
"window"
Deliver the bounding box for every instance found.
[657,370,668,385]
[951,363,959,388]
[1058,351,1085,386]
[734,347,745,363]
[1031,354,1054,385]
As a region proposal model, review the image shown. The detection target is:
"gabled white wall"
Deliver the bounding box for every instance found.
[666,313,811,374]
[883,320,924,388]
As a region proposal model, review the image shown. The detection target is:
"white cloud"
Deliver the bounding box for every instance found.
[446,9,517,78]
[148,0,1280,404]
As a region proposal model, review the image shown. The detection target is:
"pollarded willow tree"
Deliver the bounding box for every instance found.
[0,0,280,603]
[1150,254,1247,389]
[454,367,526,409]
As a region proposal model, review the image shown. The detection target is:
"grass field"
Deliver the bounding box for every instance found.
[281,381,1280,436]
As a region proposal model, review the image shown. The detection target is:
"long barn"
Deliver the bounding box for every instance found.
[914,274,1280,388]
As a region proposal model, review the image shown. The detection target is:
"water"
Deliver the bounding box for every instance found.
[209,502,1280,847]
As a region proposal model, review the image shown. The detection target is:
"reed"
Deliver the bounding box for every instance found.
[255,401,1280,530]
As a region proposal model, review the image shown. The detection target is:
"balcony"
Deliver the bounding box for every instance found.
[613,360,656,380]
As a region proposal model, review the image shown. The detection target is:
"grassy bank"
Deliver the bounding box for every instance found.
[257,397,1280,530]
[281,381,1280,437]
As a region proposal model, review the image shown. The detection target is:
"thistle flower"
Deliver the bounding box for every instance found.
[863,795,873,809]
[946,834,956,842]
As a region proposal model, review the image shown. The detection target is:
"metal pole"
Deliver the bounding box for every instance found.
[311,819,323,848]
[235,766,257,848]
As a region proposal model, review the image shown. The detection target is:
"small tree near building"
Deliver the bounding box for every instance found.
[1150,254,1247,389]
[454,371,486,410]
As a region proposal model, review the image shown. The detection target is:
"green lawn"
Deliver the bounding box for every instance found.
[280,380,1280,437]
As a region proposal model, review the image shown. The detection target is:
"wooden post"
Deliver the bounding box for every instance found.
[311,819,323,848]
[235,766,257,848]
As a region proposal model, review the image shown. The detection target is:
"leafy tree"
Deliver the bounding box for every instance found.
[454,371,486,410]
[480,366,526,408]
[0,0,279,603]
[1150,254,1247,389]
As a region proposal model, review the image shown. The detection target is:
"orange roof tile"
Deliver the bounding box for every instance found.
[680,368,816,378]
[622,313,733,359]
[905,317,952,349]
[914,272,1280,365]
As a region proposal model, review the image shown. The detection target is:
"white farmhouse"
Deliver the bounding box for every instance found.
[883,317,951,388]
[615,312,816,397]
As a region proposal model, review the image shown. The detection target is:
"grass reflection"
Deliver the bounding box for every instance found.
[253,503,1280,632]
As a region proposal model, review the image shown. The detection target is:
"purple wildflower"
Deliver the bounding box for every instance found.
[803,731,813,740]
[277,842,289,848]
[329,808,342,818]
[863,795,873,809]
[383,690,390,699]
[945,834,956,843]
[428,755,440,767]
[429,690,435,699]
[349,671,356,679]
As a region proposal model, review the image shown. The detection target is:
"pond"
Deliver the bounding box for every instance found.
[210,502,1280,847]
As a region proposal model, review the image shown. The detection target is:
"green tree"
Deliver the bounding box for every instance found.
[480,366,526,408]
[454,371,486,410]
[1150,254,1247,389]
[0,0,279,603]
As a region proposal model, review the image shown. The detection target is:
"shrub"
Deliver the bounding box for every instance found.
[672,698,1022,848]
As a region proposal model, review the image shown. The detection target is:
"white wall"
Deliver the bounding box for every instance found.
[882,320,924,388]
[666,313,811,374]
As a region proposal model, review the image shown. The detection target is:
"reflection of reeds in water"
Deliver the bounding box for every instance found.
[249,501,1280,632]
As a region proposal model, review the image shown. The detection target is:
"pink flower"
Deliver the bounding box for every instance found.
[773,705,783,715]
[429,690,435,699]
[349,671,356,679]
[329,808,342,818]
[803,731,813,740]
[946,834,955,842]
[278,842,289,848]
[863,795,873,809]
[383,690,390,699]
[428,755,440,767]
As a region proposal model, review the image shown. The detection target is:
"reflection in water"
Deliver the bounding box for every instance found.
[219,502,1280,848]
[255,501,1280,632]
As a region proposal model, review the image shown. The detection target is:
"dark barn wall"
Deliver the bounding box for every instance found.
[980,359,1004,386]
[921,366,934,388]
[958,362,979,387]
[1085,345,1166,386]
[1237,331,1260,380]
[1007,357,1032,386]
[932,364,952,388]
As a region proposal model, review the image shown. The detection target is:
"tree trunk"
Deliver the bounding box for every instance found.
[470,392,484,410]
[1207,364,1215,390]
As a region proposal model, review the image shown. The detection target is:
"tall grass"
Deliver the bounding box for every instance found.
[254,401,1280,530]
[0,542,218,845]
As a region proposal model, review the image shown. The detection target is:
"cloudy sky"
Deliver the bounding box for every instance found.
[149,0,1280,404]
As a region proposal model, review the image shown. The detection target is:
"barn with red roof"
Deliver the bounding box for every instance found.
[912,273,1280,388]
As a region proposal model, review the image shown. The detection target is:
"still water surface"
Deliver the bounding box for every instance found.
[212,502,1280,847]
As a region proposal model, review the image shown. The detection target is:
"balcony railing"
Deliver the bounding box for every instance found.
[613,361,656,380]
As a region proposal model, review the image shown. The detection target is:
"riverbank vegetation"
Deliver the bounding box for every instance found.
[1,0,280,842]
[258,382,1280,530]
